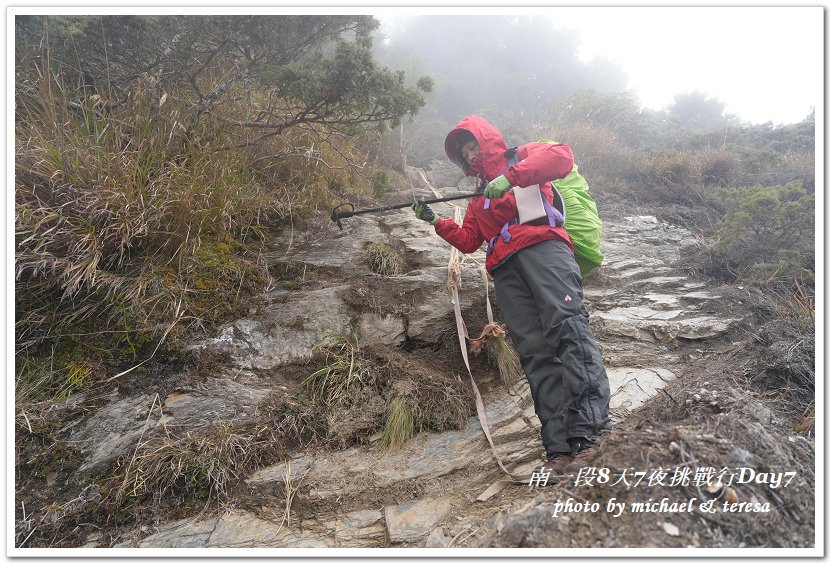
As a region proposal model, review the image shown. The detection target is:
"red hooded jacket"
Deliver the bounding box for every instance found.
[436,115,575,273]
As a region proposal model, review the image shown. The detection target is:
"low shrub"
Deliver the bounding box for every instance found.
[713,181,814,284]
[544,121,636,183]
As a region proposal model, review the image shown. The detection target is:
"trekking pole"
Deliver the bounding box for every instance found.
[330,192,479,230]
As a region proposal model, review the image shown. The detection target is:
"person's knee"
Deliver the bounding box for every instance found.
[511,330,548,360]
[544,311,592,346]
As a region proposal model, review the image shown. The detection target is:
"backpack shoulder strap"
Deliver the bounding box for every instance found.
[550,183,566,219]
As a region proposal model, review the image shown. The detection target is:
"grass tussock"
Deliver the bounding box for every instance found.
[287,335,472,450]
[775,274,815,331]
[117,424,255,504]
[768,278,815,393]
[302,334,366,408]
[382,378,471,449]
[544,122,635,181]
[15,346,108,435]
[366,242,405,276]
[261,334,378,450]
[271,401,329,448]
[411,379,470,434]
[381,396,414,449]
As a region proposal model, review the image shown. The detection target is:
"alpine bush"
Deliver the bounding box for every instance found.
[714,181,814,284]
[15,15,428,405]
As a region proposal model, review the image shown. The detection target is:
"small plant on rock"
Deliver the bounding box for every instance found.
[366,242,404,276]
[371,170,390,199]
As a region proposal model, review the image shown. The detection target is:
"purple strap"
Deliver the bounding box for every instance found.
[487,219,515,257]
[499,221,513,243]
[486,236,497,257]
[541,196,565,227]
[484,197,491,210]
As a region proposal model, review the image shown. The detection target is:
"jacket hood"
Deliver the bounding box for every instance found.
[444,115,510,181]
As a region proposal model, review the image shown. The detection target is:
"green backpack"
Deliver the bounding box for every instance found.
[540,139,604,278]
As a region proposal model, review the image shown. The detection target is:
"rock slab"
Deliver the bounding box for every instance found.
[384,497,456,543]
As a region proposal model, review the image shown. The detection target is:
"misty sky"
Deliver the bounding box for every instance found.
[378,7,821,125]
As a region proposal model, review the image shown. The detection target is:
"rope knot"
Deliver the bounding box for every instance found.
[469,321,507,355]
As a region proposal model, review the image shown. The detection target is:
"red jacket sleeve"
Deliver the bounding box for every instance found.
[433,200,485,254]
[504,142,574,187]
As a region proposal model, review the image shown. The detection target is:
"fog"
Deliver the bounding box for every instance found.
[372,15,641,164]
[371,11,819,164]
[374,15,628,126]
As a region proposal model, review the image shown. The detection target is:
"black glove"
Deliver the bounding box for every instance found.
[412,201,440,225]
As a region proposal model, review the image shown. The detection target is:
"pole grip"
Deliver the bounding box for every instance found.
[330,203,356,231]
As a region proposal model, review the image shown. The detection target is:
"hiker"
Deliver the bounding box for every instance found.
[412,115,611,474]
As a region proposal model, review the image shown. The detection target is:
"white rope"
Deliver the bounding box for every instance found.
[416,168,525,482]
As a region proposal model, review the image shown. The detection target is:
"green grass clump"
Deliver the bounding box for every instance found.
[366,242,404,276]
[371,170,390,199]
[381,396,414,449]
[302,334,366,408]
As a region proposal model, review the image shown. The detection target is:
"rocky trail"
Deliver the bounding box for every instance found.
[22,164,814,551]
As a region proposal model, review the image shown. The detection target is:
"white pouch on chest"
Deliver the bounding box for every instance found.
[513,184,548,225]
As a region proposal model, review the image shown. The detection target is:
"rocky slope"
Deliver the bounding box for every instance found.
[17,162,815,551]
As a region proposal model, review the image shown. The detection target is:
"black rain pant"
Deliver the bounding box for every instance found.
[493,239,611,457]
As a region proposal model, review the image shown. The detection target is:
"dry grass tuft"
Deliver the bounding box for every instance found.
[271,401,328,447]
[486,335,523,386]
[382,376,471,450]
[470,323,523,387]
[775,273,815,330]
[411,380,471,433]
[117,424,254,504]
[544,121,635,181]
[14,51,374,404]
[366,242,404,276]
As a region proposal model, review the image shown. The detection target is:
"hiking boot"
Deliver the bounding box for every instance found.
[537,453,573,474]
[563,444,599,471]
